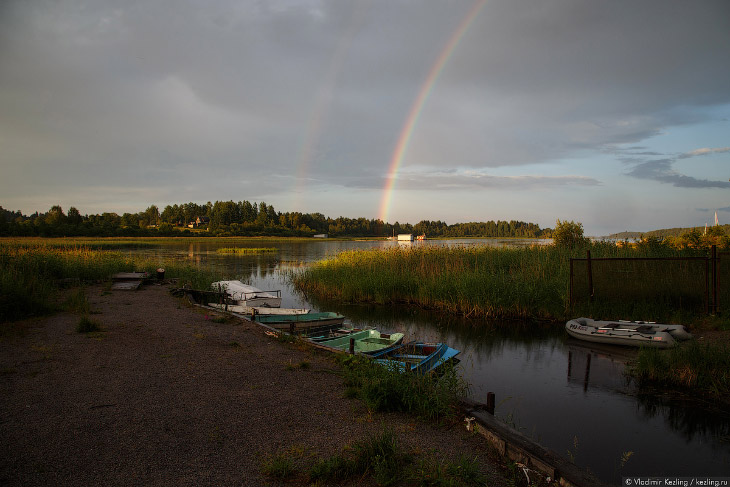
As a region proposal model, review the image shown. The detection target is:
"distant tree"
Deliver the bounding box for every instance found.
[552,219,589,248]
[67,207,83,225]
[45,205,66,226]
[145,205,160,226]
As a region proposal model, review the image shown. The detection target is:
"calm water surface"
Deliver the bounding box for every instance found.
[129,239,730,485]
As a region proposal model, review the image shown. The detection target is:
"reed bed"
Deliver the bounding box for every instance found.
[293,243,707,322]
[294,245,572,320]
[628,341,730,401]
[0,242,216,324]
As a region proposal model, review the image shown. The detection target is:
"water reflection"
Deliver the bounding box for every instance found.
[635,392,730,444]
[123,239,730,484]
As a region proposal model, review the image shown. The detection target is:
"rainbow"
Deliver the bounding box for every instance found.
[378,0,487,223]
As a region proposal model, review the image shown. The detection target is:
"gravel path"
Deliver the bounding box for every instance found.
[1,283,508,486]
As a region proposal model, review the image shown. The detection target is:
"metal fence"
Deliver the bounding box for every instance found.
[570,247,726,314]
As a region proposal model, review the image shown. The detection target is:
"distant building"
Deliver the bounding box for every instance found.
[397,234,414,241]
[313,234,328,238]
[188,216,210,228]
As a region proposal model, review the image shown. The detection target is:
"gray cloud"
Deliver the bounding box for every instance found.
[0,0,729,214]
[627,159,730,189]
[343,170,600,191]
[678,147,730,159]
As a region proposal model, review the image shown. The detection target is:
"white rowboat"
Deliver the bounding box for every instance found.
[210,280,282,308]
[566,317,692,349]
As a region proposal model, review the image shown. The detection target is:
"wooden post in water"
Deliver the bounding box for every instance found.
[290,323,296,336]
[349,338,355,354]
[486,392,495,415]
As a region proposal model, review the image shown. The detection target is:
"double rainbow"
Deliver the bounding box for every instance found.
[378,0,488,223]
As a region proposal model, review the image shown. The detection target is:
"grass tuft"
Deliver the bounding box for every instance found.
[627,341,730,400]
[260,452,296,479]
[76,316,101,333]
[339,355,468,421]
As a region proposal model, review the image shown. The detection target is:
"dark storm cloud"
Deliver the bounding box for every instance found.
[0,0,729,210]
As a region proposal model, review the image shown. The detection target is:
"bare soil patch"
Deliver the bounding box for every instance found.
[1,283,507,486]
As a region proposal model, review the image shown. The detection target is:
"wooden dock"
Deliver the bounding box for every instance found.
[111,272,149,291]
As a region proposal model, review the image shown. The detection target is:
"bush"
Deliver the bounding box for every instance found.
[552,219,589,249]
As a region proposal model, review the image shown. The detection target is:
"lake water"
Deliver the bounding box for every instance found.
[129,239,730,485]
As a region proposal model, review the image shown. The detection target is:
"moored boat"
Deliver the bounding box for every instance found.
[369,342,460,374]
[252,311,345,330]
[315,329,405,354]
[210,280,282,308]
[565,317,691,348]
[207,303,309,316]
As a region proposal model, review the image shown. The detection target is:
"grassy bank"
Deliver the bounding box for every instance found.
[0,241,217,324]
[294,245,571,320]
[292,243,704,322]
[628,341,730,402]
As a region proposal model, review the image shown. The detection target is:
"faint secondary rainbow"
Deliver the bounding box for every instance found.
[378,0,487,223]
[292,3,369,210]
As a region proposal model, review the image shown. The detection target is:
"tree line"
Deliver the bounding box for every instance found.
[0,201,552,239]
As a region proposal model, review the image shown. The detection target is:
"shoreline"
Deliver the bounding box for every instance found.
[1,282,513,486]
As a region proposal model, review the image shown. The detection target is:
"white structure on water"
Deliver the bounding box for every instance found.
[397,234,414,241]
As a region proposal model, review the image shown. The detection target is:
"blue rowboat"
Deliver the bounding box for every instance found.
[369,342,460,374]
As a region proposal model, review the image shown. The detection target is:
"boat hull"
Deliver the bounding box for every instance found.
[565,318,681,348]
[253,312,346,330]
[211,280,282,308]
[207,303,309,315]
[315,330,405,354]
[370,342,460,373]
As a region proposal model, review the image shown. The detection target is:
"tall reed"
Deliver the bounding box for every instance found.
[294,245,573,320]
[293,243,707,322]
[628,341,730,401]
[0,241,217,323]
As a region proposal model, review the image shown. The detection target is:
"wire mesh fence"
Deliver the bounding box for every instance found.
[570,248,725,315]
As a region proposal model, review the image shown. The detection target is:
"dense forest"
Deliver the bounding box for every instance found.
[609,224,730,239]
[0,201,551,239]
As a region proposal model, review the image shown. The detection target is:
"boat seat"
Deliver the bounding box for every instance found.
[635,325,656,334]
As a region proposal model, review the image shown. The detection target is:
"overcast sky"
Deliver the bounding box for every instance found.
[1,0,729,235]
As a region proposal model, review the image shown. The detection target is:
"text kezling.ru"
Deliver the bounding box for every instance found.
[623,479,730,487]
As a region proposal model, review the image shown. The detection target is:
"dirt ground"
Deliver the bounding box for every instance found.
[0,282,509,486]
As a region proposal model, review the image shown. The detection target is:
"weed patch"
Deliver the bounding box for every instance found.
[76,316,101,333]
[339,355,468,421]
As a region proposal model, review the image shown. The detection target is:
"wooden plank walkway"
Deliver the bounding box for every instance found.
[111,280,143,291]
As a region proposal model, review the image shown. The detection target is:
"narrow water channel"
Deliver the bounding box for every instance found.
[128,240,730,485]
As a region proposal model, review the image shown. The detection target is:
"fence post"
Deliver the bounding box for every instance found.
[569,259,574,309]
[586,250,594,302]
[712,245,717,314]
[705,257,710,315]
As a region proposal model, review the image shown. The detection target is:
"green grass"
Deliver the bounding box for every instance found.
[339,354,469,421]
[303,430,489,486]
[62,288,91,314]
[627,341,730,401]
[260,452,296,479]
[0,240,219,324]
[307,429,407,486]
[76,316,101,333]
[292,243,710,322]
